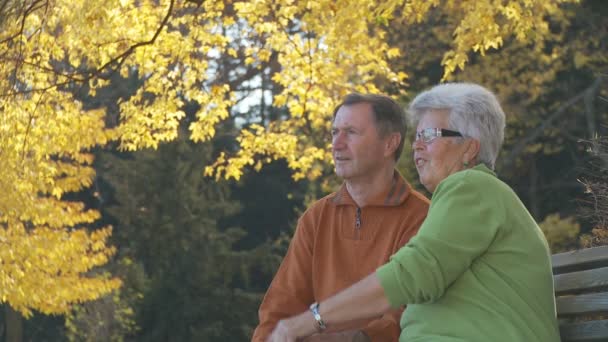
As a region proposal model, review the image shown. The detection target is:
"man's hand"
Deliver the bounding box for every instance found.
[302,330,371,342]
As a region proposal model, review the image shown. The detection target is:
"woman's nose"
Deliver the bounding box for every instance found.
[412,138,424,150]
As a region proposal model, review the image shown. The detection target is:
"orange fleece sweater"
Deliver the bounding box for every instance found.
[252,171,429,341]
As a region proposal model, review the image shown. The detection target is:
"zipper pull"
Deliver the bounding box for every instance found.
[355,207,361,229]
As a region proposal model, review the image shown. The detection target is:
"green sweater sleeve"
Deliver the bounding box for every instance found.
[377,170,502,307]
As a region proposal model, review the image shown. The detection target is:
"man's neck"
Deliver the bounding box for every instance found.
[345,165,396,208]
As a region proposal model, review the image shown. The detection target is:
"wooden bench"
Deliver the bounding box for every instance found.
[552,245,608,341]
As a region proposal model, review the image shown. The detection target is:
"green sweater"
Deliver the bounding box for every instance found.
[377,164,560,341]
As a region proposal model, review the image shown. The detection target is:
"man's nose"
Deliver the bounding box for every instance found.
[332,132,346,149]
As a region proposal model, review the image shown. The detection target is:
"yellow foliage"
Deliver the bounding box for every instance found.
[213,0,575,178]
[0,223,121,317]
[0,91,120,316]
[580,228,608,249]
[0,0,577,180]
[539,213,580,253]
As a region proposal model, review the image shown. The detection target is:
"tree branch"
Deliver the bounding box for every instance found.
[0,0,175,97]
[92,0,175,79]
[0,0,46,45]
[0,0,12,26]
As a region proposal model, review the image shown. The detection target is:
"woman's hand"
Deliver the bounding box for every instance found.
[267,318,300,342]
[302,330,370,342]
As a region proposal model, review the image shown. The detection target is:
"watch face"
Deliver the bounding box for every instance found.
[309,302,326,330]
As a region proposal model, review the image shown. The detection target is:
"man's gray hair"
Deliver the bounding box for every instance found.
[407,83,506,169]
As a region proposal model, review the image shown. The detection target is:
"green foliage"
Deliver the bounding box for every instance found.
[93,134,282,341]
[65,258,144,342]
[220,160,310,250]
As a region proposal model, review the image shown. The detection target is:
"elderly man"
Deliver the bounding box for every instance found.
[252,93,429,342]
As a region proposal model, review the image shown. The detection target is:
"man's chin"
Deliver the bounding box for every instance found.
[335,167,347,177]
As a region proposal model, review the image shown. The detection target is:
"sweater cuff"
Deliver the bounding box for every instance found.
[376,262,405,308]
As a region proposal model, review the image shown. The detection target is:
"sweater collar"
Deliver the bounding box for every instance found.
[331,170,412,207]
[471,163,496,177]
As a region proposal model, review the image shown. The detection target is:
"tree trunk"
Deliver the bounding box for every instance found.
[4,305,23,342]
[529,158,539,220]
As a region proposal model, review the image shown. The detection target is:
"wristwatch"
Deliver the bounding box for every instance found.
[309,302,327,332]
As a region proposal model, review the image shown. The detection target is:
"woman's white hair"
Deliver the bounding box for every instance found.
[407,82,506,169]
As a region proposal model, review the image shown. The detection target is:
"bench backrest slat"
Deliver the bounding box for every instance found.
[556,292,608,316]
[554,266,608,295]
[553,246,608,274]
[559,319,608,342]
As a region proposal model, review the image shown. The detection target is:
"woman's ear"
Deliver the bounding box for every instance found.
[463,138,481,164]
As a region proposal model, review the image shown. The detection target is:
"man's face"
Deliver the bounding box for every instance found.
[331,103,389,181]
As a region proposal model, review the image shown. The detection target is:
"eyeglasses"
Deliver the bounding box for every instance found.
[415,128,463,144]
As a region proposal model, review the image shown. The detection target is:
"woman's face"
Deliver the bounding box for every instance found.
[413,110,471,193]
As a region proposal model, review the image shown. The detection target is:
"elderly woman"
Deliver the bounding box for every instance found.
[267,83,560,342]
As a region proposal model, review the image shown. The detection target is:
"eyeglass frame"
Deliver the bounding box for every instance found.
[414,128,463,144]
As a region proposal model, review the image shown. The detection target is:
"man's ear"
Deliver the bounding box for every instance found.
[463,138,481,163]
[385,132,401,158]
